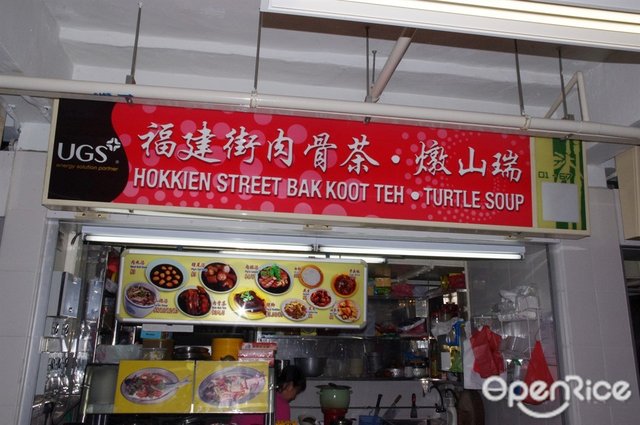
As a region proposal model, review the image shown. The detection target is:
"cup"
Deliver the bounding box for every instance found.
[349,358,364,377]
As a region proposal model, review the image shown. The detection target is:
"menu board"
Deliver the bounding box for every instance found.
[116,249,367,328]
[113,360,195,414]
[193,361,270,414]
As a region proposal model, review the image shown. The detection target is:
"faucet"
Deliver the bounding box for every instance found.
[427,382,446,413]
[443,388,458,405]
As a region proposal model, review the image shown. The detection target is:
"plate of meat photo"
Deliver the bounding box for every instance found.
[176,286,212,317]
[229,289,267,320]
[305,288,335,310]
[333,299,361,323]
[281,298,310,322]
[199,262,238,293]
[198,366,266,407]
[255,264,291,295]
[120,368,180,404]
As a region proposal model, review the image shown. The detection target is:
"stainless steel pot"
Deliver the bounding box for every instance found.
[294,357,327,377]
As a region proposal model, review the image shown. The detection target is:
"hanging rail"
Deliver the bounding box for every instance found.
[0,75,638,145]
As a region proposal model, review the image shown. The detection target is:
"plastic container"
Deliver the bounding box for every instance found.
[359,416,382,425]
[142,347,169,360]
[211,337,244,360]
[94,344,142,363]
[142,338,174,359]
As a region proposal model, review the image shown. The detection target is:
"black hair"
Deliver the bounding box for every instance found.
[277,364,307,393]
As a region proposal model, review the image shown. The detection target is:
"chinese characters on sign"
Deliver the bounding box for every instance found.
[138,121,522,183]
[129,115,529,217]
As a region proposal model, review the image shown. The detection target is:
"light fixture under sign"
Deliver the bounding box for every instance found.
[261,0,640,51]
[319,240,525,260]
[83,226,314,252]
[82,226,525,260]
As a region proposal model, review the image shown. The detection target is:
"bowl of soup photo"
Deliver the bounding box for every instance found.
[124,282,158,318]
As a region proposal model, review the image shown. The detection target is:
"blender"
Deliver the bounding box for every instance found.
[317,384,351,425]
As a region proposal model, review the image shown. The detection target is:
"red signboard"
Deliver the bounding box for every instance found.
[46,99,533,229]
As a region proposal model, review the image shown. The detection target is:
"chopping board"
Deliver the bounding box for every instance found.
[457,390,484,425]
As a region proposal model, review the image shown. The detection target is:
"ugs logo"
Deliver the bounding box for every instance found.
[57,137,121,163]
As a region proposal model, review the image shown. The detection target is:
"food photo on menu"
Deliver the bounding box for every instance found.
[230,289,268,319]
[114,361,195,414]
[193,361,270,413]
[256,263,292,294]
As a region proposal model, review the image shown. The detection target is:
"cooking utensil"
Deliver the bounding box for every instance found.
[317,383,352,409]
[295,357,327,377]
[410,393,418,418]
[373,393,382,417]
[382,394,402,419]
[173,346,210,360]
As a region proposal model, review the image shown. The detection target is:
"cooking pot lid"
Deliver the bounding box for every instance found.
[317,383,351,390]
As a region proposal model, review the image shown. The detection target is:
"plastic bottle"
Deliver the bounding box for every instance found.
[429,338,440,378]
[444,392,457,425]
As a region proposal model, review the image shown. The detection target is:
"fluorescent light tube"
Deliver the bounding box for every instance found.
[319,242,524,259]
[218,251,386,263]
[328,254,387,263]
[84,234,314,252]
[82,226,524,259]
[218,250,326,259]
[82,226,314,252]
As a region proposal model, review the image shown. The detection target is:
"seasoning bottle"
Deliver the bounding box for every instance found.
[429,338,440,378]
[440,334,451,372]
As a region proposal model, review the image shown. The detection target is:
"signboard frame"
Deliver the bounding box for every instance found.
[43,99,589,237]
[117,249,368,329]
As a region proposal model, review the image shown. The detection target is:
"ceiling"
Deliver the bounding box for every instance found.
[1,0,640,171]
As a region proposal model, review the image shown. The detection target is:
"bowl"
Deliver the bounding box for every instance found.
[294,357,327,377]
[145,258,188,291]
[384,368,404,378]
[124,282,158,318]
[411,367,428,378]
[199,262,238,293]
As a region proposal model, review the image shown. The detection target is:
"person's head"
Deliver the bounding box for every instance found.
[277,364,307,402]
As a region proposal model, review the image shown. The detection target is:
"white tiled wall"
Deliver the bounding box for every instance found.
[0,151,49,425]
[550,188,640,425]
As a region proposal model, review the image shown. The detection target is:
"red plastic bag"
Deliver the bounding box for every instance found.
[523,340,555,405]
[470,326,505,378]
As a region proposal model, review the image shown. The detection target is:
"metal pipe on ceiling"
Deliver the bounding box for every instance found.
[0,74,639,145]
[545,71,590,121]
[366,28,416,103]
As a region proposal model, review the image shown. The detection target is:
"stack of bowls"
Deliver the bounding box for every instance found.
[173,346,211,360]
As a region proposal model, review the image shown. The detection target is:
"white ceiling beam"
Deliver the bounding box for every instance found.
[1,74,639,145]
